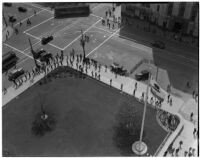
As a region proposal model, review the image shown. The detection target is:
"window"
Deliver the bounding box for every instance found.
[190,2,199,21]
[167,3,173,16]
[157,5,160,11]
[178,2,186,17]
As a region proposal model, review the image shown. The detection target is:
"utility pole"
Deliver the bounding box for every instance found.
[28,38,39,68]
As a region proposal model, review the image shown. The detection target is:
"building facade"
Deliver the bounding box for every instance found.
[121,2,199,37]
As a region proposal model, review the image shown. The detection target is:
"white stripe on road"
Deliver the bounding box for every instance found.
[14,9,45,27]
[22,40,41,52]
[27,3,53,14]
[91,13,103,19]
[24,16,54,33]
[4,43,34,59]
[62,18,102,50]
[93,26,113,34]
[86,27,122,57]
[25,32,63,50]
[25,32,40,40]
[91,4,102,10]
[48,43,63,50]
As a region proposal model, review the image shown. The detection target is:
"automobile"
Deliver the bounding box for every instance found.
[40,53,53,64]
[151,82,165,102]
[8,68,25,81]
[135,70,149,81]
[110,63,128,76]
[151,40,165,49]
[18,6,27,12]
[4,3,12,7]
[9,16,16,23]
[3,51,19,73]
[41,35,53,45]
[34,49,47,59]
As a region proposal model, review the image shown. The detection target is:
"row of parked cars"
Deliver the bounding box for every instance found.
[3,49,53,81]
[4,3,27,12]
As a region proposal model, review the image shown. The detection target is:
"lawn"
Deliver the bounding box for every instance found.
[3,67,168,156]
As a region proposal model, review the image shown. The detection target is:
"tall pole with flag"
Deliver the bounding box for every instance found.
[132,63,151,155]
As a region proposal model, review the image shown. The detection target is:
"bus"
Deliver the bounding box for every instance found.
[54,4,90,18]
[3,51,19,73]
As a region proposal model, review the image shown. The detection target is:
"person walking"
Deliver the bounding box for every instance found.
[110,79,112,86]
[193,128,197,138]
[190,112,194,122]
[133,89,136,96]
[135,82,137,90]
[121,83,123,92]
[167,94,170,103]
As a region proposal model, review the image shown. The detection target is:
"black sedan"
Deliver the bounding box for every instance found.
[18,7,27,12]
[41,36,53,45]
[135,70,149,81]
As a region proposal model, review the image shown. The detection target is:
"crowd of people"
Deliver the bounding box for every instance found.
[101,6,121,30]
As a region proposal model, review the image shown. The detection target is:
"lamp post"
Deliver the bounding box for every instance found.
[132,65,151,155]
[80,29,86,60]
[28,38,39,68]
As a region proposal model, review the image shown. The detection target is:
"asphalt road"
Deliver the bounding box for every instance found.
[3,3,198,95]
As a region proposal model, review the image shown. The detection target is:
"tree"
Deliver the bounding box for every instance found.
[31,93,56,136]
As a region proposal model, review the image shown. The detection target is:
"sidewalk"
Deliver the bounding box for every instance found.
[2,55,197,156]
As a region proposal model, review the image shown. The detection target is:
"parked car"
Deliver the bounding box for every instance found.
[9,16,16,23]
[18,6,27,12]
[41,35,53,45]
[34,49,47,59]
[3,51,19,73]
[8,68,25,81]
[135,70,149,81]
[40,53,53,64]
[151,40,165,49]
[151,82,165,102]
[4,3,12,7]
[110,63,128,76]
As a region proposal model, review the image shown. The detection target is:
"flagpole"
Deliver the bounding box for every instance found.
[132,65,151,155]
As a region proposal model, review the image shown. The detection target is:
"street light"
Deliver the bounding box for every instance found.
[28,38,40,68]
[132,63,152,155]
[80,29,86,60]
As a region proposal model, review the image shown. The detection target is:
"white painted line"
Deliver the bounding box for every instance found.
[48,43,63,50]
[93,26,113,34]
[91,13,103,20]
[22,40,41,52]
[4,43,34,59]
[28,3,53,14]
[62,18,102,50]
[25,32,62,50]
[86,27,122,57]
[25,32,40,40]
[91,4,102,10]
[14,9,45,27]
[24,16,54,33]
